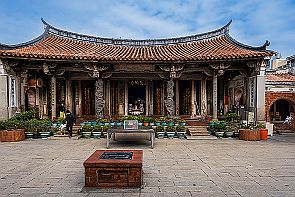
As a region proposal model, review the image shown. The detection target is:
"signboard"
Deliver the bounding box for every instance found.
[124,120,138,130]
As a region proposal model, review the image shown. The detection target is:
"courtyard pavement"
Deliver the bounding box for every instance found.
[0,134,295,197]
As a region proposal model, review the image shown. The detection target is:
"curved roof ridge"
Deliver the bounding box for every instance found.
[0,26,49,50]
[41,18,232,47]
[225,33,271,51]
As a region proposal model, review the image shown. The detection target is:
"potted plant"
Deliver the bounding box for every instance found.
[167,119,174,126]
[39,119,52,139]
[239,123,260,141]
[166,126,175,139]
[179,119,187,126]
[224,125,234,138]
[154,126,165,139]
[176,125,186,139]
[81,125,93,138]
[136,116,144,126]
[92,125,102,139]
[155,118,161,126]
[214,121,226,138]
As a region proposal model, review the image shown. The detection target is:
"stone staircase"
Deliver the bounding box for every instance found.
[49,125,81,140]
[186,126,217,140]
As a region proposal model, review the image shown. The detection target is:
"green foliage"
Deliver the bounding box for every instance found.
[166,126,175,132]
[81,125,93,133]
[213,121,227,131]
[226,112,240,123]
[154,126,164,132]
[10,111,36,122]
[56,117,65,124]
[176,126,186,132]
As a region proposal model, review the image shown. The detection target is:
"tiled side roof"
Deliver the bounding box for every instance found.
[0,35,273,61]
[266,73,295,82]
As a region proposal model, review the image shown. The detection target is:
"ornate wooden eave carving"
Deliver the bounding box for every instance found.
[209,62,231,70]
[43,62,57,75]
[157,73,170,79]
[208,62,231,77]
[159,65,184,79]
[1,59,19,75]
[83,63,110,78]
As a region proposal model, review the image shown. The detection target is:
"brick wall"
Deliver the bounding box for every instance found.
[265,92,295,130]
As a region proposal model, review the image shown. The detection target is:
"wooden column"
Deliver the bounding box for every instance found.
[105,80,111,116]
[78,80,82,117]
[213,74,218,119]
[124,80,128,116]
[175,79,179,115]
[191,80,196,117]
[51,75,57,119]
[201,79,207,116]
[145,80,149,115]
[149,80,153,115]
[66,79,72,112]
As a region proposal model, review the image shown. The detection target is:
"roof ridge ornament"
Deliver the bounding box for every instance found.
[40,18,232,47]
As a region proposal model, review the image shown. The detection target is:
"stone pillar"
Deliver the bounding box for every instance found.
[213,74,218,119]
[201,79,207,116]
[124,80,128,115]
[175,79,179,115]
[51,75,57,119]
[191,80,196,117]
[95,78,105,118]
[256,64,266,122]
[164,79,175,117]
[0,60,8,120]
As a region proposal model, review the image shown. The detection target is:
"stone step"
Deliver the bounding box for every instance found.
[48,134,81,140]
[185,135,217,140]
[186,126,209,136]
[189,132,210,136]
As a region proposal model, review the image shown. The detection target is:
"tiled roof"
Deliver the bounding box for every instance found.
[266,73,295,82]
[0,19,274,62]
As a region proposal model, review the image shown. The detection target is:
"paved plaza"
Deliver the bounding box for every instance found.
[0,134,295,197]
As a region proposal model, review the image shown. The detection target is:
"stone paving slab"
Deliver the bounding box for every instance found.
[0,134,295,196]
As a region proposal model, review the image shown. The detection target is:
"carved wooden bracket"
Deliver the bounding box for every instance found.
[247,60,264,76]
[157,73,170,79]
[2,59,19,75]
[209,62,231,70]
[84,63,110,78]
[159,65,184,79]
[203,69,214,76]
[209,62,230,77]
[43,62,58,75]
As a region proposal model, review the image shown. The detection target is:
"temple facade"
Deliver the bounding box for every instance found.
[0,19,273,121]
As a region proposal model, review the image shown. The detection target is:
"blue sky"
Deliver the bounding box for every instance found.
[0,0,294,58]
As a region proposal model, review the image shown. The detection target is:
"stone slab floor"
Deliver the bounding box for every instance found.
[0,134,295,197]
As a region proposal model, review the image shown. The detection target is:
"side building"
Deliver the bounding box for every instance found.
[265,56,295,131]
[0,19,273,122]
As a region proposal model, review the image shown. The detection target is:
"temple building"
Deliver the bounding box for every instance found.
[0,19,273,121]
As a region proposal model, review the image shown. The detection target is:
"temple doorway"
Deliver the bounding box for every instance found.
[81,81,95,115]
[179,81,191,115]
[269,99,294,121]
[128,80,146,115]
